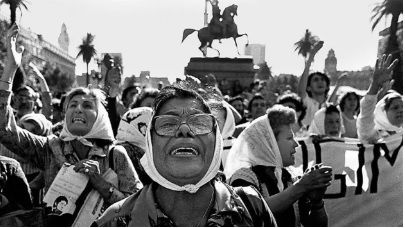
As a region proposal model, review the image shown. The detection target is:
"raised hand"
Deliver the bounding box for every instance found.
[309,41,324,58]
[6,23,24,69]
[368,54,398,95]
[295,164,332,192]
[372,54,398,87]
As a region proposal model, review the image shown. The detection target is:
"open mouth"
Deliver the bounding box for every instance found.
[170,148,199,156]
[72,118,86,124]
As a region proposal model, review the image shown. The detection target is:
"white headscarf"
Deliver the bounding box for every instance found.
[140,112,223,194]
[308,107,345,137]
[221,101,236,139]
[374,93,403,132]
[116,107,153,151]
[223,115,284,192]
[220,101,236,168]
[60,100,115,147]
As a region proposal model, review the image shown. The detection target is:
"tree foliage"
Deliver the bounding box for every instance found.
[371,0,403,93]
[294,29,320,62]
[0,0,28,26]
[41,62,76,93]
[76,33,97,85]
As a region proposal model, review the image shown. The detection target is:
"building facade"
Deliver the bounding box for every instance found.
[17,25,76,76]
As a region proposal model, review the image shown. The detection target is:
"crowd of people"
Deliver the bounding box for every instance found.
[0,22,402,227]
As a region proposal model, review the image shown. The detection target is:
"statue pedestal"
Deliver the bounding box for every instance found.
[184,57,256,96]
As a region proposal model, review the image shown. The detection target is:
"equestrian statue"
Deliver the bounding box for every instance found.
[182,0,249,57]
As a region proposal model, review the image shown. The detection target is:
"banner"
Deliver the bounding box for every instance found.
[289,134,403,227]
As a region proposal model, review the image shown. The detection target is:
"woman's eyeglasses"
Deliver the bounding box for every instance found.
[153,114,216,136]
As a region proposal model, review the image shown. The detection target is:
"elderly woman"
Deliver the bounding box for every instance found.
[357,54,401,143]
[308,105,344,138]
[225,105,332,226]
[0,24,142,226]
[94,83,277,227]
[115,107,153,185]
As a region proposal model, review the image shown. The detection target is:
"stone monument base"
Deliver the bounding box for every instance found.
[184,57,256,96]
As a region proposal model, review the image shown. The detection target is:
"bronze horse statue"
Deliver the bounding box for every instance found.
[182,4,249,57]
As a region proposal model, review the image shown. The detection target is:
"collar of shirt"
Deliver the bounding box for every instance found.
[64,142,106,163]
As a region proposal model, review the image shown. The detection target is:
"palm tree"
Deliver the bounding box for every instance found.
[76,33,97,86]
[371,0,403,94]
[294,29,320,63]
[0,0,28,26]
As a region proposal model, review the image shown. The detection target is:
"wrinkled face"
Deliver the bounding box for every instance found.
[65,94,98,136]
[230,100,244,116]
[140,97,155,108]
[14,90,35,117]
[324,112,341,137]
[308,74,327,96]
[386,98,403,127]
[124,88,139,108]
[152,98,216,186]
[276,125,298,167]
[106,68,122,86]
[343,94,358,112]
[56,200,67,211]
[251,98,266,120]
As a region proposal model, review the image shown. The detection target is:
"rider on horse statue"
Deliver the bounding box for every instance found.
[208,0,226,42]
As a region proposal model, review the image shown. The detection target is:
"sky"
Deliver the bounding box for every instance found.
[0,0,399,83]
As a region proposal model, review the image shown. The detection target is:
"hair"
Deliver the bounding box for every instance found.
[153,82,211,115]
[229,95,244,105]
[277,92,307,125]
[338,91,360,112]
[53,195,68,208]
[131,87,160,109]
[306,72,331,97]
[325,104,341,116]
[247,94,265,112]
[121,85,141,102]
[382,92,403,112]
[200,87,225,117]
[267,104,297,138]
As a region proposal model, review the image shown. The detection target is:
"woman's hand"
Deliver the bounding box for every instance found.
[6,23,24,70]
[74,159,101,177]
[74,160,112,199]
[368,54,398,95]
[295,164,332,192]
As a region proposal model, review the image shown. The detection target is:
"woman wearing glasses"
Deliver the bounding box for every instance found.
[94,83,277,227]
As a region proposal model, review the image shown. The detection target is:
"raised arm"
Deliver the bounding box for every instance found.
[327,73,347,105]
[297,41,324,99]
[0,24,48,168]
[29,62,52,119]
[357,54,398,143]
